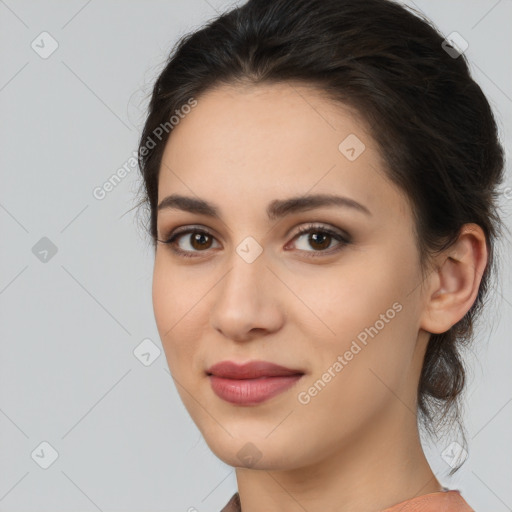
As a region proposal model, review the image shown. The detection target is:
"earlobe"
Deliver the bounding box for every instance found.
[420,224,488,334]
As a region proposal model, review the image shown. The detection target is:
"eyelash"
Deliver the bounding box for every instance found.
[157,223,351,259]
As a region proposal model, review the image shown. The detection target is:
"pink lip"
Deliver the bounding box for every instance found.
[206,360,305,405]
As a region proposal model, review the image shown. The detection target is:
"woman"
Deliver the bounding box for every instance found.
[136,0,505,510]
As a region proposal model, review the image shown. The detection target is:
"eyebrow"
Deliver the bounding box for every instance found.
[157,193,371,220]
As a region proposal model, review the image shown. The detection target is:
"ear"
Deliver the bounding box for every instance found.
[420,224,488,334]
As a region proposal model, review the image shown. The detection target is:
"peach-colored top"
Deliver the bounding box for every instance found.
[381,490,474,511]
[220,489,474,511]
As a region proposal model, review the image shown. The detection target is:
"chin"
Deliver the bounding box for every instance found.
[200,431,308,471]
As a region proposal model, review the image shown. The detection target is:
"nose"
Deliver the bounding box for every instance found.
[210,246,285,342]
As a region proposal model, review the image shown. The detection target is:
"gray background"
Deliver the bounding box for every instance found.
[0,0,511,511]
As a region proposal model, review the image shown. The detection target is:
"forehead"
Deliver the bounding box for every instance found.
[158,82,410,222]
[163,81,371,168]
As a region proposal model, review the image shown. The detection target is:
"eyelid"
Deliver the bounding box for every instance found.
[157,224,219,244]
[287,223,350,243]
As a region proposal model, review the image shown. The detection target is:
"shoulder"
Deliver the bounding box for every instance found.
[381,489,475,511]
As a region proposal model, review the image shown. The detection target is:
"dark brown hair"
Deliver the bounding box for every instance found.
[136,0,506,473]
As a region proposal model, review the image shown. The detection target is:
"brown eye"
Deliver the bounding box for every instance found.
[157,227,220,258]
[289,224,351,257]
[188,232,214,250]
[305,232,331,250]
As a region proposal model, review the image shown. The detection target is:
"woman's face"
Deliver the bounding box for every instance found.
[152,82,430,470]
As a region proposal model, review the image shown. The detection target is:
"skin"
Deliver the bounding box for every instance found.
[152,82,487,512]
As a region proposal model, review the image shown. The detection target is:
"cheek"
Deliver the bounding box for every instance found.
[152,252,202,328]
[300,245,420,373]
[291,257,402,334]
[152,256,204,376]
[294,281,418,439]
[151,257,174,337]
